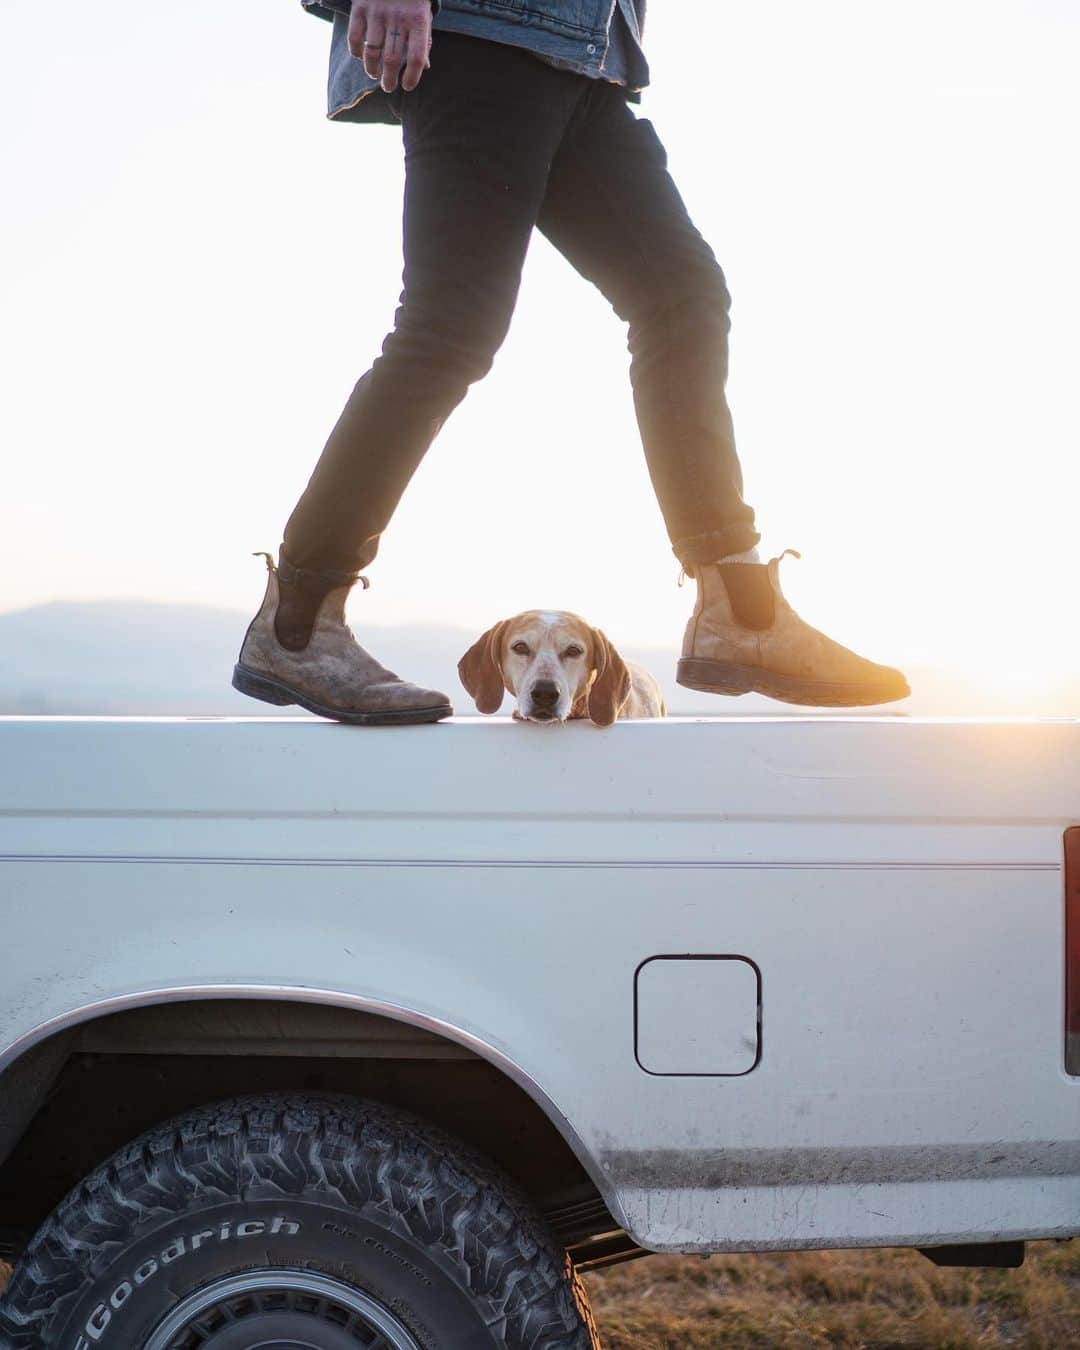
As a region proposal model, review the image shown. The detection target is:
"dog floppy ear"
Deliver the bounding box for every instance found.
[586,628,632,728]
[458,620,510,714]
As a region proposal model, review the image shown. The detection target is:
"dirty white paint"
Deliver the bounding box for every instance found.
[0,716,1077,1252]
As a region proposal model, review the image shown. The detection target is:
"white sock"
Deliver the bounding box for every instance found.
[717,547,762,565]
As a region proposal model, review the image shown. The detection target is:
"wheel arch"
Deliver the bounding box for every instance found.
[0,983,629,1250]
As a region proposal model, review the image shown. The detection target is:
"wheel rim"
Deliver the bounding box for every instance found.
[143,1268,423,1350]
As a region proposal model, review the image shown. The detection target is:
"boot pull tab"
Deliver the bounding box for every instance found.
[253,551,276,574]
[774,548,802,565]
[357,575,371,591]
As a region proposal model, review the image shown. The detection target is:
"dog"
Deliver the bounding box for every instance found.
[458,611,666,726]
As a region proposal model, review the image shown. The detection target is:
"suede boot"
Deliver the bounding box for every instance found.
[233,553,453,725]
[677,552,910,707]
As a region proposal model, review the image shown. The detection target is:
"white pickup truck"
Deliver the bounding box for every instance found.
[0,716,1077,1349]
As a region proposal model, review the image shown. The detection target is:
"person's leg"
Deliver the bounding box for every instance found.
[282,32,588,575]
[535,88,909,706]
[536,85,759,570]
[235,34,599,722]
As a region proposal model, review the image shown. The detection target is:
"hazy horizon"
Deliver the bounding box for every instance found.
[2,595,1078,720]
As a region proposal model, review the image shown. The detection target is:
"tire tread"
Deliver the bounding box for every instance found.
[0,1093,599,1349]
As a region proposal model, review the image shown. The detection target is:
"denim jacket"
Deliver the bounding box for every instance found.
[302,1,649,124]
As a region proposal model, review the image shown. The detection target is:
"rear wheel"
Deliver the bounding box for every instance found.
[0,1093,599,1349]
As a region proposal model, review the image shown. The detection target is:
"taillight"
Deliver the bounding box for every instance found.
[1066,827,1080,1075]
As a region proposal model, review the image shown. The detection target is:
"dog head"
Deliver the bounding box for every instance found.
[458,611,631,727]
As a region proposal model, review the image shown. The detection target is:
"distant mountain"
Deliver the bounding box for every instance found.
[0,600,1071,718]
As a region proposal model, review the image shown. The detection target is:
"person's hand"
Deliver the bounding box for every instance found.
[348,1,433,95]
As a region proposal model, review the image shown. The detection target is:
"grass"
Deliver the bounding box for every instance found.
[2,1243,1077,1346]
[583,1244,1080,1349]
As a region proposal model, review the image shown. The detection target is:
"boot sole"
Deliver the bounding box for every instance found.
[676,657,910,708]
[232,664,453,726]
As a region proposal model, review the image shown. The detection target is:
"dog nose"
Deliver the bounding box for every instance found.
[530,680,559,708]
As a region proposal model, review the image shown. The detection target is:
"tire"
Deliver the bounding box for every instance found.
[0,1093,599,1350]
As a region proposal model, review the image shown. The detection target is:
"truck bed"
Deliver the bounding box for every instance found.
[1,716,1077,1253]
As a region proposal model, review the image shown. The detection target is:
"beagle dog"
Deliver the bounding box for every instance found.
[458,610,666,726]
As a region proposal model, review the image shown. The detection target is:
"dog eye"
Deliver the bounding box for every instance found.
[564,645,584,659]
[511,641,530,656]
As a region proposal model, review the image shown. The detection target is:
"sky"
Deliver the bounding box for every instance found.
[2,2,1078,706]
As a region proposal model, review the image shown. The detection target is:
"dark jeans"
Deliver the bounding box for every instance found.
[282,30,759,575]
